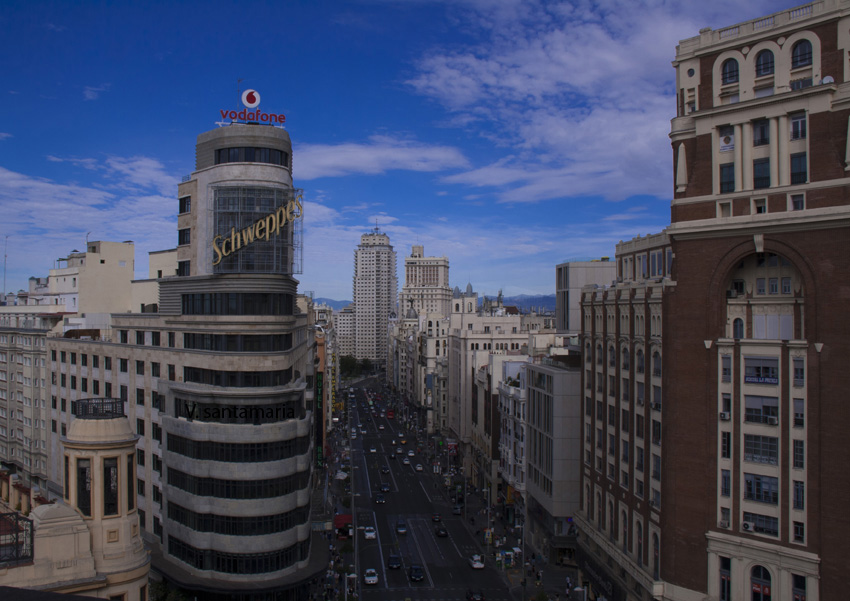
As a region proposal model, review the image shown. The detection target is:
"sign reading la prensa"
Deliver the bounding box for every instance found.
[212,195,303,266]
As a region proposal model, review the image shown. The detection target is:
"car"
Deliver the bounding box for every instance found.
[370,446,377,453]
[387,554,402,569]
[398,432,404,438]
[452,505,463,515]
[391,439,396,446]
[396,520,408,534]
[364,526,376,540]
[407,450,415,457]
[432,513,441,522]
[435,524,448,537]
[378,424,385,430]
[375,493,386,504]
[396,447,403,454]
[381,466,390,474]
[409,564,424,582]
[467,590,485,601]
[415,463,423,471]
[400,438,407,445]
[402,457,410,465]
[380,482,391,492]
[364,568,378,585]
[468,554,485,569]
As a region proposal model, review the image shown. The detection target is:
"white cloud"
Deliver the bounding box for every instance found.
[406,0,782,204]
[83,83,111,100]
[295,135,469,179]
[0,133,11,140]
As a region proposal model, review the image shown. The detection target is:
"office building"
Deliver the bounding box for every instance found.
[47,118,324,600]
[352,228,397,369]
[398,245,451,318]
[555,259,616,334]
[658,2,850,599]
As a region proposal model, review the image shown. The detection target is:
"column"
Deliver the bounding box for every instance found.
[777,115,789,186]
[734,123,746,190]
[769,117,779,187]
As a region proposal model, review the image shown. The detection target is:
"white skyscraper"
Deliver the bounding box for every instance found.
[398,244,451,317]
[353,227,397,368]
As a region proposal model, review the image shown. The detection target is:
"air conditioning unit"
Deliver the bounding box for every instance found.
[652,402,661,411]
[719,520,730,529]
[742,521,755,532]
[767,416,779,425]
[719,412,731,421]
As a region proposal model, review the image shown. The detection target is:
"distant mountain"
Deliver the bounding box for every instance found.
[312,298,353,311]
[310,294,556,313]
[496,294,556,312]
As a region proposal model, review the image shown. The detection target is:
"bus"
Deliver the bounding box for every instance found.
[386,409,394,419]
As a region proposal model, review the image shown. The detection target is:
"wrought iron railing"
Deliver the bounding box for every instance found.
[0,512,34,565]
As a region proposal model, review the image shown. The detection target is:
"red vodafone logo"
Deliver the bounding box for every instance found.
[242,89,261,108]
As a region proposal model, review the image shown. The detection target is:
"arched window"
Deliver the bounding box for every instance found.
[755,50,774,76]
[609,346,616,367]
[596,344,603,365]
[636,522,643,565]
[428,321,433,327]
[751,565,772,601]
[622,511,629,552]
[608,501,614,537]
[792,39,812,68]
[596,492,603,529]
[467,302,472,312]
[636,350,645,374]
[622,348,630,370]
[722,59,739,84]
[455,303,460,312]
[652,351,662,377]
[653,533,660,579]
[733,318,744,340]
[586,343,592,363]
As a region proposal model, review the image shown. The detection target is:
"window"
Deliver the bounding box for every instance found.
[791,194,805,211]
[652,454,661,481]
[792,574,806,600]
[754,50,774,76]
[743,512,778,536]
[719,163,735,193]
[137,449,145,466]
[790,112,806,140]
[744,434,778,465]
[719,556,731,601]
[790,152,807,184]
[104,457,119,515]
[179,196,191,214]
[721,431,731,458]
[794,399,805,427]
[793,440,804,469]
[136,331,145,345]
[794,521,805,542]
[744,395,778,423]
[721,59,739,84]
[793,480,805,509]
[136,388,145,405]
[120,358,128,373]
[721,356,731,381]
[744,357,778,384]
[790,77,813,90]
[177,260,191,277]
[136,360,145,375]
[753,158,770,189]
[791,39,812,68]
[768,278,778,294]
[721,469,730,496]
[733,318,744,339]
[137,419,145,436]
[793,358,805,386]
[753,120,769,146]
[77,458,92,517]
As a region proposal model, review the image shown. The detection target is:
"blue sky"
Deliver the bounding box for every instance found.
[1,0,787,300]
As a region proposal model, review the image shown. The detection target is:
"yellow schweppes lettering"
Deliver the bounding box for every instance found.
[212,195,304,266]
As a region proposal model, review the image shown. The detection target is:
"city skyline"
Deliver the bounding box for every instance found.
[1,0,788,299]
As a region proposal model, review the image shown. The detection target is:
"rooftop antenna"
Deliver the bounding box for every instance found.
[3,235,7,296]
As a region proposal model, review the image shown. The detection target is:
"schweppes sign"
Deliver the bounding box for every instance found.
[212,194,303,266]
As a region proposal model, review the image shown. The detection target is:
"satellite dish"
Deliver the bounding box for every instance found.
[822,75,835,84]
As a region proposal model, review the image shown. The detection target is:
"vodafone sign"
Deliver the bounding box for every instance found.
[220,89,285,124]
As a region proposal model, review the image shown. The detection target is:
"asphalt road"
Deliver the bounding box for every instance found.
[347,388,512,601]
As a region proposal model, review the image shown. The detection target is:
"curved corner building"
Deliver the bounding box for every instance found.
[154,123,316,599]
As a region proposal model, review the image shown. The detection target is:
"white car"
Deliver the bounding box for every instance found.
[402,457,410,465]
[468,554,485,569]
[370,446,377,453]
[408,450,415,457]
[364,526,377,540]
[379,424,385,430]
[415,463,423,472]
[364,568,379,585]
